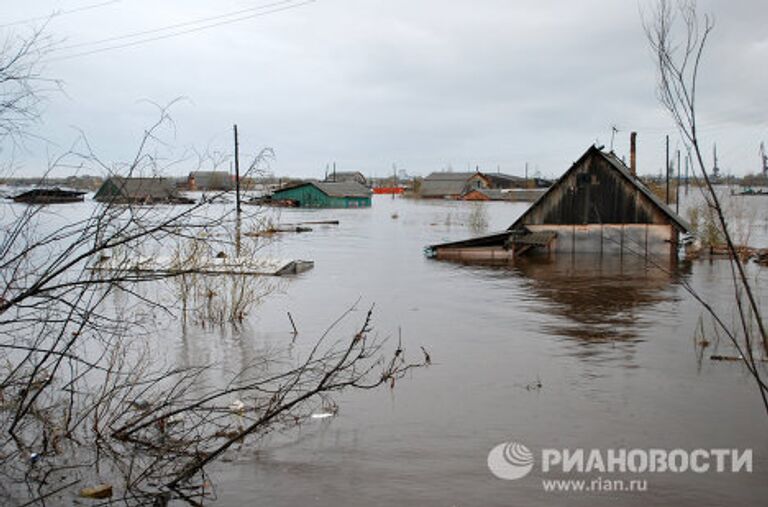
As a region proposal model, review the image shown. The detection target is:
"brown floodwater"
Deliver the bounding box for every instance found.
[3,186,767,505]
[165,193,768,506]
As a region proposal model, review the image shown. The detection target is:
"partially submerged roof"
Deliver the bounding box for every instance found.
[324,171,367,184]
[510,145,690,233]
[483,172,527,188]
[420,172,476,197]
[468,188,508,200]
[276,180,372,198]
[424,171,477,181]
[95,176,181,201]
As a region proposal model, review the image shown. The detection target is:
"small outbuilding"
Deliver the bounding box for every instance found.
[94,177,194,204]
[427,144,690,261]
[270,181,372,208]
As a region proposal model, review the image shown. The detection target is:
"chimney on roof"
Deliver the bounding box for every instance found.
[630,131,637,177]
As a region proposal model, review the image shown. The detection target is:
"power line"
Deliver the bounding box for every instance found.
[53,0,299,52]
[46,0,315,62]
[0,1,122,29]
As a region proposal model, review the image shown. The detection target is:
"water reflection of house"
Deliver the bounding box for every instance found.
[427,144,690,260]
[94,177,193,204]
[515,255,683,349]
[269,181,372,208]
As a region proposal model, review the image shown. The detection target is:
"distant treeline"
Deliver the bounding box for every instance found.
[0,175,104,190]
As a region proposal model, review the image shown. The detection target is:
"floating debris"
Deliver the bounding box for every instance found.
[229,400,246,414]
[79,484,113,499]
[91,255,314,277]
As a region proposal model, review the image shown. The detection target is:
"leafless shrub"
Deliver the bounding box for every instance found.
[644,0,768,414]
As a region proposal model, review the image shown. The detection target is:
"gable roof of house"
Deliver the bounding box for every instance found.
[510,145,690,232]
[324,171,366,183]
[420,172,477,197]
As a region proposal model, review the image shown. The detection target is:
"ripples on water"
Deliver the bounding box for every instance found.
[2,190,767,506]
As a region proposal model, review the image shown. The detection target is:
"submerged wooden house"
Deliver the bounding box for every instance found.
[427,144,690,261]
[11,188,86,204]
[269,181,372,208]
[94,177,194,204]
[419,172,477,199]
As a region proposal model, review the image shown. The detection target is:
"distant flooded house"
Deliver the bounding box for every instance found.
[11,188,86,204]
[478,172,527,189]
[270,181,372,208]
[419,172,476,199]
[324,171,367,186]
[427,144,690,260]
[94,177,194,204]
[462,188,509,201]
[188,171,234,191]
[420,171,539,199]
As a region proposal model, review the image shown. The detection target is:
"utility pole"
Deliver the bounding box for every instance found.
[525,162,529,187]
[392,163,397,200]
[233,124,241,214]
[676,149,681,214]
[665,135,670,205]
[233,124,242,258]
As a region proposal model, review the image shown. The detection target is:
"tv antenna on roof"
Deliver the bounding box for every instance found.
[609,124,620,152]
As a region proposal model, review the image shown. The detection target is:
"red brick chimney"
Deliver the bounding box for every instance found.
[630,132,637,177]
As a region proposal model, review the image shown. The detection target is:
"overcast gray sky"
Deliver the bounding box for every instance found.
[4,0,768,178]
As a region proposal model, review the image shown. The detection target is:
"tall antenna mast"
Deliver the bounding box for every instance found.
[712,143,720,179]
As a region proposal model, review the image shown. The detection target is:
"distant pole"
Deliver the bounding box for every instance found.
[333,161,336,182]
[392,163,397,200]
[676,149,681,214]
[685,153,689,195]
[525,162,529,187]
[665,135,670,205]
[233,124,241,214]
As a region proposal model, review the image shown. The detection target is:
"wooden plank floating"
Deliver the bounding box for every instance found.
[90,256,314,276]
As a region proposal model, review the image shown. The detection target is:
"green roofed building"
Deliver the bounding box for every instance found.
[271,181,371,208]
